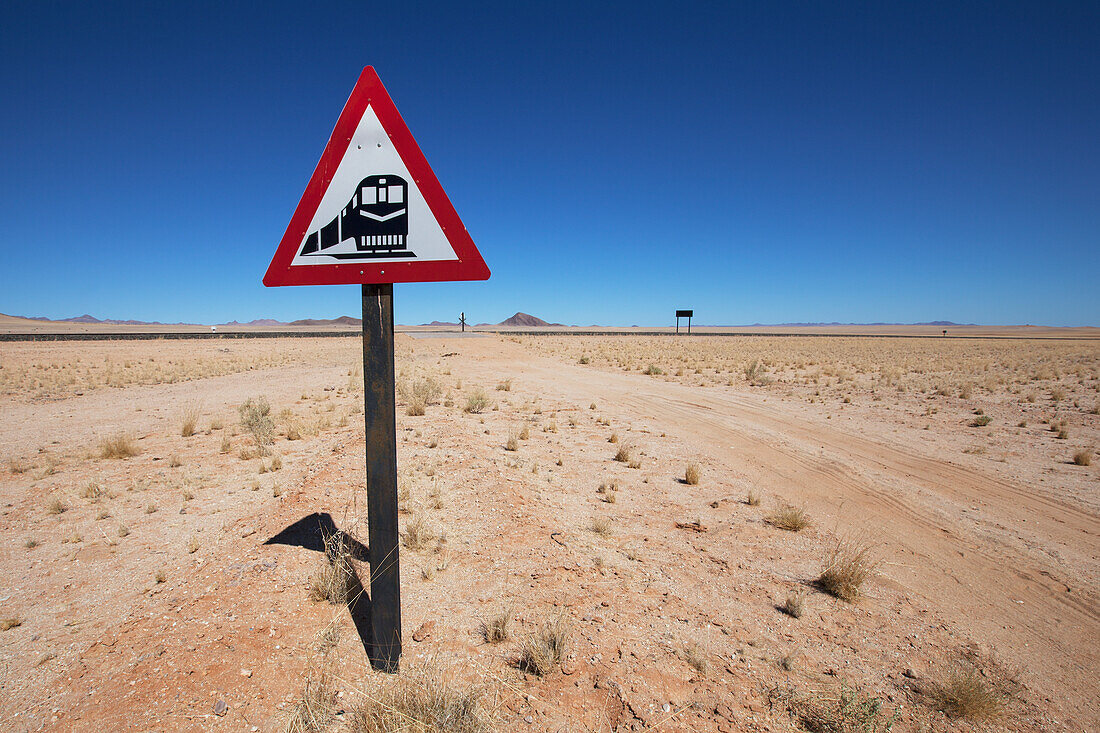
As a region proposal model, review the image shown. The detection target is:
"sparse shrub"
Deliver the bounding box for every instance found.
[628,458,642,469]
[145,502,157,514]
[517,616,571,676]
[283,662,337,733]
[80,481,104,501]
[309,533,353,605]
[777,683,899,733]
[578,355,590,364]
[464,390,490,414]
[504,434,518,452]
[24,538,38,549]
[404,513,437,550]
[220,435,232,454]
[518,423,530,440]
[180,405,200,437]
[817,537,879,602]
[345,661,494,733]
[746,489,762,506]
[154,569,166,583]
[590,516,613,537]
[480,608,512,643]
[613,443,633,463]
[969,415,992,427]
[187,535,200,553]
[99,433,139,459]
[931,668,1004,720]
[238,396,275,455]
[643,364,663,376]
[495,379,512,391]
[780,592,805,618]
[768,504,811,532]
[168,454,182,468]
[46,496,67,515]
[744,359,772,386]
[117,524,130,537]
[1072,449,1092,466]
[400,376,442,416]
[684,462,701,485]
[8,458,28,474]
[681,640,708,674]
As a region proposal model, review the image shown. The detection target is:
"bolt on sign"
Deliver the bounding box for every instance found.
[265,66,490,671]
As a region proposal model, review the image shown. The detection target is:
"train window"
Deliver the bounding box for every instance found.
[361,187,376,205]
[389,186,403,203]
[378,186,388,203]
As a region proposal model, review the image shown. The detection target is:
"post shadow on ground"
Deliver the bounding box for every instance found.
[266,512,394,670]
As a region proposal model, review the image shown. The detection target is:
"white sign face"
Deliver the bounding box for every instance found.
[289,104,459,267]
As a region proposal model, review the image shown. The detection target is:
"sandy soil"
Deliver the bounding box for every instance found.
[0,334,1096,732]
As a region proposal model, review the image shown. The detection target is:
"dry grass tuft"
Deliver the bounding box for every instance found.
[1072,449,1092,466]
[931,668,1005,720]
[283,663,338,733]
[680,640,708,674]
[180,404,200,437]
[346,660,495,733]
[309,533,354,605]
[239,396,275,455]
[768,504,812,532]
[99,433,139,459]
[746,488,762,506]
[684,462,701,485]
[505,434,519,452]
[517,616,571,676]
[480,607,512,643]
[816,537,879,602]
[590,516,613,537]
[464,390,490,414]
[404,513,438,551]
[613,443,634,463]
[780,592,805,618]
[46,496,68,515]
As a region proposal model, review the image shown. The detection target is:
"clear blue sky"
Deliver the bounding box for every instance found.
[1,1,1097,326]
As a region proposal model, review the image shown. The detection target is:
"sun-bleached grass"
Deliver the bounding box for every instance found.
[1073,449,1093,466]
[480,607,512,643]
[464,390,490,414]
[239,396,274,455]
[768,504,812,532]
[816,536,880,602]
[345,660,495,733]
[403,513,437,551]
[684,462,701,485]
[180,404,200,437]
[931,667,1006,720]
[516,615,571,676]
[590,516,613,537]
[309,533,354,605]
[99,433,139,459]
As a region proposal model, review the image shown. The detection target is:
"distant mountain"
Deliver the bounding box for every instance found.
[219,318,286,327]
[497,312,566,327]
[421,320,459,327]
[737,321,971,327]
[289,315,362,326]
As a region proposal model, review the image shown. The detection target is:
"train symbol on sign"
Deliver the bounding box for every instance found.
[300,175,414,259]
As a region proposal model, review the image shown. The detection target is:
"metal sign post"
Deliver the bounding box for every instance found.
[460,312,466,332]
[676,309,693,334]
[361,283,400,671]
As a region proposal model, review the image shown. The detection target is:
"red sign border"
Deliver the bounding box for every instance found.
[264,67,490,286]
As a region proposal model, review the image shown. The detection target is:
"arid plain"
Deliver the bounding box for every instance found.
[0,331,1097,732]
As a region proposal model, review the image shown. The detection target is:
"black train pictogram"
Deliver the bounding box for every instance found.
[300,175,413,259]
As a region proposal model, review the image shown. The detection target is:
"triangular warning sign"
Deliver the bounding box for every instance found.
[264,67,490,286]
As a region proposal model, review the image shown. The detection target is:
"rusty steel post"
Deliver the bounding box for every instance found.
[361,283,401,671]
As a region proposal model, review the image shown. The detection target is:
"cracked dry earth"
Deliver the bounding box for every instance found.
[0,334,1097,731]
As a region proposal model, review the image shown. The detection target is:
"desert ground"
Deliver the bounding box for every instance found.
[0,333,1097,732]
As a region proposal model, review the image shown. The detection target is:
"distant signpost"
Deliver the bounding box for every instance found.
[460,312,466,333]
[264,66,489,672]
[676,309,694,335]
